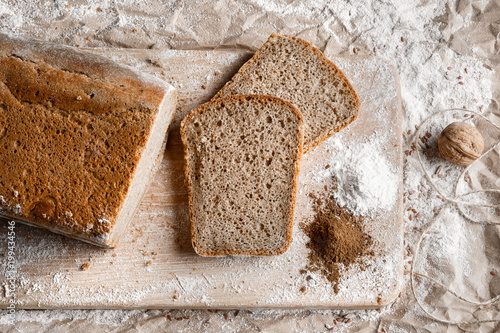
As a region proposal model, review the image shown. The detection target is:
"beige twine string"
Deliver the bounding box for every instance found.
[410,108,500,326]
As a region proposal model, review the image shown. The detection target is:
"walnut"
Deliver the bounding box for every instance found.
[438,122,484,166]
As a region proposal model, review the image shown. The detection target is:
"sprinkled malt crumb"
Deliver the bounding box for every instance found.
[80,262,91,271]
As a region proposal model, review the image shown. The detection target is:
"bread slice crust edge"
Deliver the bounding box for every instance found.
[213,33,361,153]
[180,94,304,256]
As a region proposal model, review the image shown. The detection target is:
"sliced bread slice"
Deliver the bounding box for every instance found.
[213,33,360,153]
[181,95,304,256]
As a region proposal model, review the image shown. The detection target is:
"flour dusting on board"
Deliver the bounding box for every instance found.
[0,53,402,314]
[311,133,399,216]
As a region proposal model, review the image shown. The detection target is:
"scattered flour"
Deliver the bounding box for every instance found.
[313,134,399,216]
[0,3,22,30]
[0,0,498,331]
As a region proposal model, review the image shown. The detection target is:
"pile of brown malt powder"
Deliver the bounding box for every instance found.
[303,195,374,293]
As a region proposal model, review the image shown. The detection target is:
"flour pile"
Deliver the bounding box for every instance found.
[313,135,399,216]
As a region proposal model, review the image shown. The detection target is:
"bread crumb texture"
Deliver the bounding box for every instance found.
[0,33,166,244]
[214,33,360,152]
[181,95,304,256]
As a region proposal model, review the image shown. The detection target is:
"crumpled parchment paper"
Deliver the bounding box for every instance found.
[0,0,499,332]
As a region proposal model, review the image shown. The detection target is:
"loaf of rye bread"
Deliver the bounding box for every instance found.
[214,33,360,153]
[0,33,177,247]
[181,95,304,256]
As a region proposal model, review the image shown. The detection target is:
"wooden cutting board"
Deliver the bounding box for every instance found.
[0,49,403,309]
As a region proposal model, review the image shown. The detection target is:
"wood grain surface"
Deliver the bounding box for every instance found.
[0,50,403,309]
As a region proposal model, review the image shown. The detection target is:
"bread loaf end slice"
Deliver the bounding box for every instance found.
[181,95,304,256]
[214,33,360,153]
[0,33,177,247]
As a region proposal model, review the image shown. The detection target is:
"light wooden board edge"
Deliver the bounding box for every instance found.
[0,49,404,309]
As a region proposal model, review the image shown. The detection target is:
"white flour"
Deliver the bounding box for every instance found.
[0,3,22,30]
[312,134,399,216]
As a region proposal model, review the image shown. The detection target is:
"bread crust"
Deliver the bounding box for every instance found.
[213,33,360,153]
[0,212,114,247]
[180,95,304,256]
[0,33,168,107]
[0,33,176,247]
